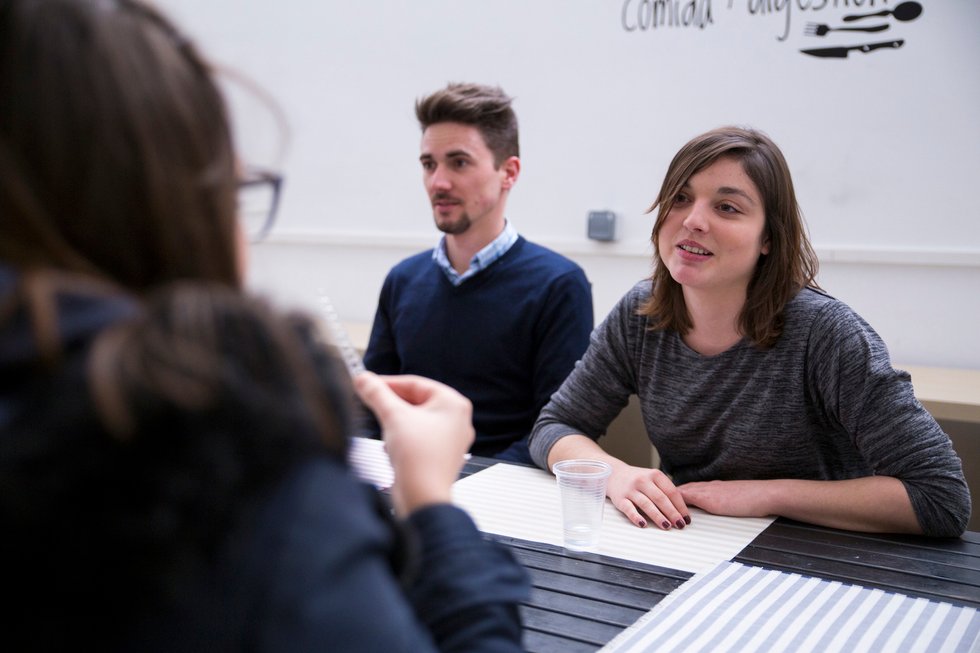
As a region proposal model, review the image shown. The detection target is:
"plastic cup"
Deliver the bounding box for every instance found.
[552,459,612,552]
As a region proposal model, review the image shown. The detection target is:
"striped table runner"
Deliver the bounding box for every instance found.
[601,561,980,652]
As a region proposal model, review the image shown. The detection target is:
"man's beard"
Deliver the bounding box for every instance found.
[435,213,471,235]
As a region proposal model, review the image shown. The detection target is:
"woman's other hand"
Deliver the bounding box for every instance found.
[678,480,774,518]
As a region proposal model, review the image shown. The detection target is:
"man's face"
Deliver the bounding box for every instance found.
[419,122,516,237]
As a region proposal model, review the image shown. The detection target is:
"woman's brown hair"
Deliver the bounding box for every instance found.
[0,0,239,291]
[640,126,820,348]
[89,282,349,457]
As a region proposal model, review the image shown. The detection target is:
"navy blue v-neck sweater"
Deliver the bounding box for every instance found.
[364,237,593,457]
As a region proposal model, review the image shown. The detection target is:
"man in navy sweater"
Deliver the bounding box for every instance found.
[363,82,593,464]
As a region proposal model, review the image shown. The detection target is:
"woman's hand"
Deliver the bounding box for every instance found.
[678,480,774,518]
[547,435,690,530]
[606,463,690,530]
[354,372,473,516]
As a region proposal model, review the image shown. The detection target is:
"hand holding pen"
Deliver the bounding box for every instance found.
[354,372,475,516]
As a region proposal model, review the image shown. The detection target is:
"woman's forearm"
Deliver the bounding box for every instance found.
[680,475,923,534]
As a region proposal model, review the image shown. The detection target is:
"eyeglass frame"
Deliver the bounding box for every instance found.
[237,167,283,242]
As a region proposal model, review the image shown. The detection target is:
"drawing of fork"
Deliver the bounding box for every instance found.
[804,22,890,36]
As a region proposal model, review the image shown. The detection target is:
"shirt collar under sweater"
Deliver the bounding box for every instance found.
[432,220,518,286]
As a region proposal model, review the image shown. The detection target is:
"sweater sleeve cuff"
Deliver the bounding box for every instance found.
[528,423,584,470]
[403,503,530,621]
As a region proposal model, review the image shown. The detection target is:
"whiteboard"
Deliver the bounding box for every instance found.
[162,0,980,254]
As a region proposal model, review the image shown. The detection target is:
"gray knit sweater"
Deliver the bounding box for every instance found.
[529,280,970,537]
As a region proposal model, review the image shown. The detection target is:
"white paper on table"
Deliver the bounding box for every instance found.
[451,463,774,574]
[600,560,980,653]
[347,437,394,490]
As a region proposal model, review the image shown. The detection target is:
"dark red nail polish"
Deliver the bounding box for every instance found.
[638,519,646,528]
[674,518,686,529]
[661,520,671,529]
[684,515,692,525]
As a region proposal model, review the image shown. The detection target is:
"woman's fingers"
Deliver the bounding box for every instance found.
[613,496,651,529]
[630,487,685,530]
[609,467,692,530]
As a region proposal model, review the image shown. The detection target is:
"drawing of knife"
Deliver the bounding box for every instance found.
[800,39,904,58]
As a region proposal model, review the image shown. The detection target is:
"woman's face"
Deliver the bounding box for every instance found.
[657,157,770,300]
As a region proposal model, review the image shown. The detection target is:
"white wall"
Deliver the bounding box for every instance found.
[163,0,980,369]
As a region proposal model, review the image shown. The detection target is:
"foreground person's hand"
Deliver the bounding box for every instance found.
[354,372,474,516]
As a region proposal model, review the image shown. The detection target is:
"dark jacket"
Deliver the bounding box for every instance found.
[0,265,529,652]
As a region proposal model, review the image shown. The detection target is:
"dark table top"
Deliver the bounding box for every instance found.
[461,457,980,653]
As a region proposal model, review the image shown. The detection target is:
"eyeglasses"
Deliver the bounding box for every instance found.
[237,167,283,242]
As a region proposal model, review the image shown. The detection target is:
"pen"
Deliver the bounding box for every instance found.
[317,292,472,463]
[316,290,366,379]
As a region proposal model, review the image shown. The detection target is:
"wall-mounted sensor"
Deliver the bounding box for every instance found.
[587,211,617,242]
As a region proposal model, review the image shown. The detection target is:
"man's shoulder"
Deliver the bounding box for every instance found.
[387,249,436,278]
[511,237,586,277]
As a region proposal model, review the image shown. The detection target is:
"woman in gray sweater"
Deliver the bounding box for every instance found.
[529,126,970,538]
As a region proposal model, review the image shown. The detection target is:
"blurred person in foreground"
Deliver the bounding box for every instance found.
[0,0,528,650]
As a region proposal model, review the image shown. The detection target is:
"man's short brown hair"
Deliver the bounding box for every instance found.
[415,82,519,167]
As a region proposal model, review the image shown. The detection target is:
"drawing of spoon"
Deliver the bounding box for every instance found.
[843,1,922,23]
